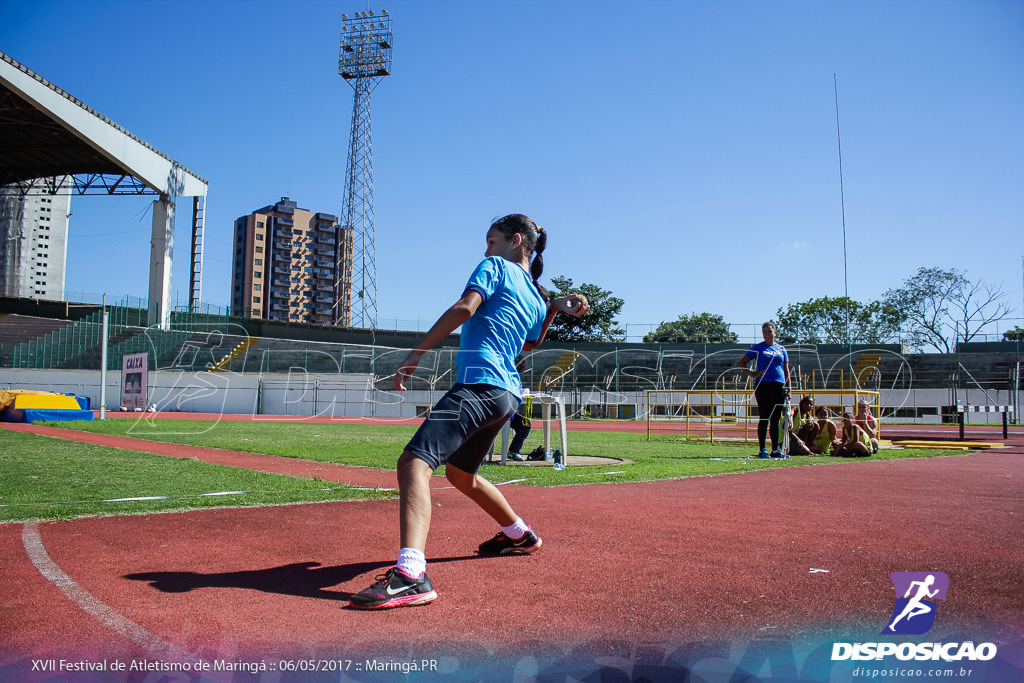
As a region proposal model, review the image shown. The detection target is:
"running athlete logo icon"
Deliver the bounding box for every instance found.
[881,571,949,635]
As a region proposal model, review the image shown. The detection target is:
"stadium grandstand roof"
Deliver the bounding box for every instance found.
[0,49,207,197]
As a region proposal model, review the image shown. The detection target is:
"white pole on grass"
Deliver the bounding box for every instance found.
[99,294,108,420]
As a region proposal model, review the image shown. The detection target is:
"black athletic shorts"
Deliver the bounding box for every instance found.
[405,383,519,473]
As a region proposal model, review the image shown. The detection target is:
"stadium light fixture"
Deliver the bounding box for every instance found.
[335,9,393,328]
[338,11,393,79]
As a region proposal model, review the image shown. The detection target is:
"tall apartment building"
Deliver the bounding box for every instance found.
[0,177,72,300]
[231,197,353,326]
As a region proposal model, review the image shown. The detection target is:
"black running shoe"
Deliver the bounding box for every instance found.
[477,529,543,556]
[348,568,437,610]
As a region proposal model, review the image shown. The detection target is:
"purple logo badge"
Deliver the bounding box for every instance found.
[881,572,949,635]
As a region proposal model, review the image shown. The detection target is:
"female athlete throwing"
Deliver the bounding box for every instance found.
[350,214,589,609]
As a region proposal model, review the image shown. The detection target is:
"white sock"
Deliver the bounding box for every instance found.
[396,547,426,579]
[500,517,530,540]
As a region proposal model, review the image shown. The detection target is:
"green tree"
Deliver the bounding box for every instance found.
[883,267,1012,352]
[1002,327,1024,342]
[643,312,738,343]
[775,296,903,344]
[545,275,625,342]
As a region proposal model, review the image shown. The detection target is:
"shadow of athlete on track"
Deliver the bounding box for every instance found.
[124,555,482,601]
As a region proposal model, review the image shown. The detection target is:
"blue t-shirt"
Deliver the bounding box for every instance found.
[744,341,788,384]
[457,256,547,395]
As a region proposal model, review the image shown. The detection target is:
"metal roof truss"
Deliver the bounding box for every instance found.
[6,174,157,197]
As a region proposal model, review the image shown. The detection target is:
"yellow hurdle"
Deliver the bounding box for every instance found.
[891,440,1005,450]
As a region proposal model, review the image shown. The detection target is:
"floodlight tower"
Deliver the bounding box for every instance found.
[336,9,392,329]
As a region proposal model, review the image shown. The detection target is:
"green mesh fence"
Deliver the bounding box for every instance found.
[9,306,231,371]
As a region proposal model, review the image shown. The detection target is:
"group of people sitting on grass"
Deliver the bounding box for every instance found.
[784,396,880,457]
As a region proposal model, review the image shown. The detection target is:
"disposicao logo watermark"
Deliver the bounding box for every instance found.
[832,571,998,663]
[882,571,949,635]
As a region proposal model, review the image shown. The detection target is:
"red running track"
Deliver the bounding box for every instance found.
[1,420,1023,681]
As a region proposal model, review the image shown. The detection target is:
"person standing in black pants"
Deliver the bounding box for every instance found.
[508,393,533,461]
[737,321,792,458]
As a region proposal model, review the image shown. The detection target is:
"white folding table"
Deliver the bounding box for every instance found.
[490,393,568,466]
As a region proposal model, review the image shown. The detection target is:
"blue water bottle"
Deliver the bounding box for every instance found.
[553,449,565,471]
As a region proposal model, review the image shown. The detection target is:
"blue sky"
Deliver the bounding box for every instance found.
[2,0,1022,341]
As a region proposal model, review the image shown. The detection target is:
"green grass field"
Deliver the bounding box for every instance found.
[0,417,970,524]
[0,429,390,523]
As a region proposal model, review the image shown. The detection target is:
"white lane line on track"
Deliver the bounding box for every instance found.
[22,522,190,660]
[2,488,365,508]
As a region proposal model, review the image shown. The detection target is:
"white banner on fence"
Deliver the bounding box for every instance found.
[121,352,148,411]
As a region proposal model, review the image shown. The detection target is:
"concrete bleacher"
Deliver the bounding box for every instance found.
[0,314,75,365]
[216,336,418,382]
[521,345,987,394]
[0,295,1018,396]
[56,325,149,370]
[3,305,152,371]
[953,352,1020,389]
[151,338,1023,394]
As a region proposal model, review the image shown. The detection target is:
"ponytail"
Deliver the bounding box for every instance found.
[531,226,547,299]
